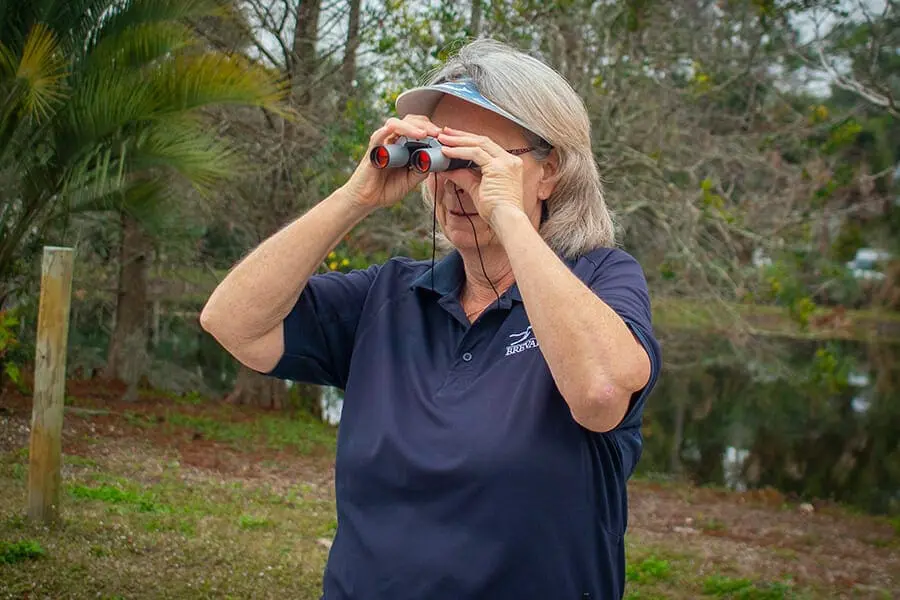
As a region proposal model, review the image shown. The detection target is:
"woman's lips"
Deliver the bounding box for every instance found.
[450,209,479,217]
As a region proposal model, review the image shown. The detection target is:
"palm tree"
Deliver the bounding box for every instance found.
[0,0,289,396]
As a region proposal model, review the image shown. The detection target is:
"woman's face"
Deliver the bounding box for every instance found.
[425,95,552,252]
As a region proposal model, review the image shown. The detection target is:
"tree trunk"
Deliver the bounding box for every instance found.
[227,364,289,409]
[226,365,324,420]
[105,212,151,401]
[470,0,482,38]
[339,0,361,108]
[223,0,325,414]
[291,0,322,106]
[296,382,324,420]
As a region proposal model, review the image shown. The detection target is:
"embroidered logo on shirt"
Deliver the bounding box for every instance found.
[505,326,539,356]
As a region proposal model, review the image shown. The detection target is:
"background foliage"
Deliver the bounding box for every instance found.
[1,0,899,515]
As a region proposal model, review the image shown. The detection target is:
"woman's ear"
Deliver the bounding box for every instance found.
[537,149,560,201]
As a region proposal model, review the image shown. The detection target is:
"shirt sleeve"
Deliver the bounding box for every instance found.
[585,249,662,472]
[264,264,381,389]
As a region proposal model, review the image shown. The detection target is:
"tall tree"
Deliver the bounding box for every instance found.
[222,0,327,410]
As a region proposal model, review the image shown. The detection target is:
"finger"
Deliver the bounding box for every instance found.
[403,115,442,137]
[384,116,441,140]
[437,130,505,158]
[439,144,495,167]
[368,125,392,147]
[387,117,429,139]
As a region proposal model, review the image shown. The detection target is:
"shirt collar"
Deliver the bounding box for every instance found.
[410,250,523,306]
[409,249,580,303]
[410,250,465,297]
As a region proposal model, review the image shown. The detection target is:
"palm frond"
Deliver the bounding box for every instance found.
[87,0,230,53]
[0,112,55,175]
[64,185,125,215]
[59,0,117,59]
[83,19,196,73]
[63,117,239,215]
[14,22,68,122]
[60,139,131,213]
[59,66,154,151]
[153,52,289,116]
[0,0,112,69]
[129,119,240,191]
[0,41,23,139]
[0,40,16,78]
[119,176,184,238]
[56,172,176,239]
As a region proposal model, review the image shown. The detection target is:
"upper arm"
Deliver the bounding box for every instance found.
[264,264,381,388]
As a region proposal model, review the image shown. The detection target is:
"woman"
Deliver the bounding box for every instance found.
[202,38,661,600]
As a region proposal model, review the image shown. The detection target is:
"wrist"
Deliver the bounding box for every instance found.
[489,205,532,242]
[334,185,377,220]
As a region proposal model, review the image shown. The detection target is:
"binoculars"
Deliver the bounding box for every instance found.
[369,136,475,173]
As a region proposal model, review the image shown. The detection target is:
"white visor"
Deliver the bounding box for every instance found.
[395,77,538,136]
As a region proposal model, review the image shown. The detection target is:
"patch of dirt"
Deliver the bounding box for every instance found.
[628,481,899,594]
[0,378,335,496]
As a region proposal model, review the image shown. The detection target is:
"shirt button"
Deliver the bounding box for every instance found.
[462,352,473,362]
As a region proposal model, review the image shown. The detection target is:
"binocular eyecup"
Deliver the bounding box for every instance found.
[369,136,475,174]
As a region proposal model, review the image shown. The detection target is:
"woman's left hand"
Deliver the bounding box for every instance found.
[436,127,527,227]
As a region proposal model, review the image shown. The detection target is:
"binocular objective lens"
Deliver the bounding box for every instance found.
[373,146,390,168]
[413,151,432,173]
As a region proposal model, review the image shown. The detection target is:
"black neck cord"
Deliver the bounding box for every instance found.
[430,175,502,317]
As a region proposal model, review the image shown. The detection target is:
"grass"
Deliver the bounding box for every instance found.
[69,483,167,513]
[65,455,98,468]
[0,540,45,564]
[621,543,817,599]
[627,555,672,583]
[1,460,332,598]
[238,514,272,529]
[703,575,795,599]
[163,411,336,454]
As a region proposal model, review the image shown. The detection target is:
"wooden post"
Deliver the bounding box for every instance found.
[27,246,75,523]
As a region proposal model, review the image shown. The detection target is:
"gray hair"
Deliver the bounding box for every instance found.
[418,38,616,257]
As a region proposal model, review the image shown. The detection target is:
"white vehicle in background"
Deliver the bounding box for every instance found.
[846,248,891,281]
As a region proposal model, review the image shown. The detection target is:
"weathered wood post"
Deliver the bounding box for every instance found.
[27,246,75,523]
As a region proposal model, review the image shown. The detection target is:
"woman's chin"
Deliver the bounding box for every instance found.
[443,225,496,251]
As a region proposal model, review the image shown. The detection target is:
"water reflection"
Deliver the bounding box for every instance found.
[640,338,900,515]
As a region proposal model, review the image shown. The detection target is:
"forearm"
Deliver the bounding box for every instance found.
[491,208,650,432]
[201,186,373,346]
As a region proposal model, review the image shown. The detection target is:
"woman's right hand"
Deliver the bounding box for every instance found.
[342,115,442,209]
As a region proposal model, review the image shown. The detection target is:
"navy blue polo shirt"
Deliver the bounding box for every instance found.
[266,246,661,600]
